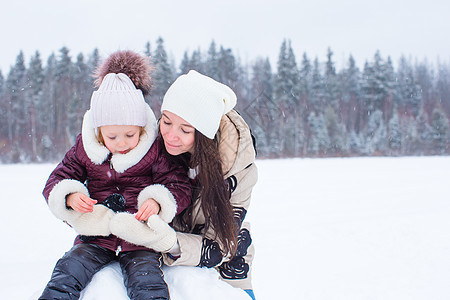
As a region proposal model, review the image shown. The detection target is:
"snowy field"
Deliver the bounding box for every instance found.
[1,156,450,300]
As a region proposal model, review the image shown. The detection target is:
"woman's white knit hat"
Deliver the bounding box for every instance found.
[90,73,147,128]
[161,70,237,139]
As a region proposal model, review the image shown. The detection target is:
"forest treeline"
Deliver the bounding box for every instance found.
[0,37,449,163]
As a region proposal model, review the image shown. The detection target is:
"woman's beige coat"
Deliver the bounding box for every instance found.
[163,110,258,290]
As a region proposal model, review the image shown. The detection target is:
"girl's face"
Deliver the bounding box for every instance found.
[160,110,195,156]
[99,125,141,154]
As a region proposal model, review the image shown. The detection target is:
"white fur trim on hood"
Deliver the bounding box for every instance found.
[81,104,158,173]
[137,184,177,223]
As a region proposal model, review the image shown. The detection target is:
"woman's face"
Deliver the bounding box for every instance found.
[160,110,195,156]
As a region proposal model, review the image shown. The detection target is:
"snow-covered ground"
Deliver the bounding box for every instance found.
[1,156,449,300]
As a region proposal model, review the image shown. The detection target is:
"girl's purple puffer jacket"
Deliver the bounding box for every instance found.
[43,128,191,253]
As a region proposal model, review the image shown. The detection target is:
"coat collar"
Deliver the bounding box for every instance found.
[81,104,158,173]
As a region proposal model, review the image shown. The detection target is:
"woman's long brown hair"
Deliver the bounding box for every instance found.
[188,130,238,256]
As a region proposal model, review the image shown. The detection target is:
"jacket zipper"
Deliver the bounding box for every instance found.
[109,156,122,256]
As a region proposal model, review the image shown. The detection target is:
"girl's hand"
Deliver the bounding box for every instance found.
[135,198,160,222]
[66,192,97,213]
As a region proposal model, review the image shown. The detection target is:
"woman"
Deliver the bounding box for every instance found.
[159,70,257,299]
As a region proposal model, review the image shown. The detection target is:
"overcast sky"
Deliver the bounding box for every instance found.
[2,0,450,74]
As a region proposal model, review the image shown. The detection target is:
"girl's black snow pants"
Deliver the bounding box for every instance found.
[39,243,169,300]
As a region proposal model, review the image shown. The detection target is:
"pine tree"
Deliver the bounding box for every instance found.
[286,48,302,155]
[299,52,312,111]
[324,47,339,111]
[70,53,91,140]
[5,51,27,161]
[87,48,100,74]
[40,53,58,160]
[414,59,435,115]
[430,107,449,153]
[151,37,174,112]
[179,51,191,75]
[415,107,433,154]
[387,109,402,154]
[324,105,347,155]
[144,41,152,57]
[298,52,312,153]
[274,40,289,108]
[307,111,330,155]
[436,62,450,116]
[27,51,45,161]
[53,47,73,153]
[361,51,390,120]
[340,55,361,133]
[364,109,387,155]
[217,46,239,89]
[189,49,204,74]
[309,57,323,113]
[402,116,420,154]
[244,58,276,156]
[381,57,396,123]
[397,56,422,117]
[348,130,363,155]
[274,39,300,155]
[0,70,6,161]
[206,40,219,79]
[216,46,244,113]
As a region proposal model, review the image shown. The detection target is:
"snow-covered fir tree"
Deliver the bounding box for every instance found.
[206,40,220,80]
[324,105,348,155]
[309,57,324,113]
[397,56,422,117]
[0,70,6,162]
[430,107,449,153]
[54,47,74,153]
[151,37,174,112]
[364,110,387,155]
[26,51,45,161]
[5,51,27,162]
[387,109,402,154]
[1,41,450,162]
[339,55,361,133]
[323,48,339,111]
[179,51,191,75]
[307,111,330,155]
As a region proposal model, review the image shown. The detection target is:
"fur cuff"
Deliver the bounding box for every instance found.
[110,213,176,252]
[47,179,89,222]
[68,204,115,236]
[137,184,177,223]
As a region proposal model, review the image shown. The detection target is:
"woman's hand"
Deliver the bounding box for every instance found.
[66,192,97,213]
[135,198,161,221]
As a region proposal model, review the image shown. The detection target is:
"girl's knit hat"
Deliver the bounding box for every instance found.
[90,73,147,128]
[90,50,153,128]
[161,70,237,139]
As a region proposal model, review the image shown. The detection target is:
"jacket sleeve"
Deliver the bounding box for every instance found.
[42,135,90,222]
[148,140,192,216]
[162,163,258,267]
[228,163,257,209]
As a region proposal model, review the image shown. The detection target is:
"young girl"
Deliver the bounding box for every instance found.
[117,70,258,299]
[40,51,191,300]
